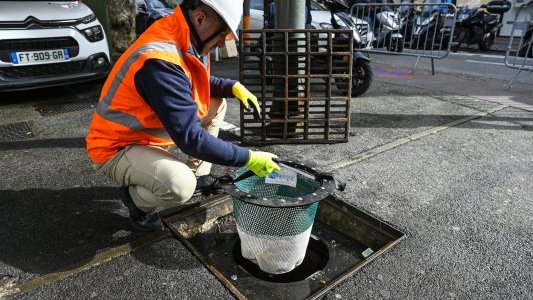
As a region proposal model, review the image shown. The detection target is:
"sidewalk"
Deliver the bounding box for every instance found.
[0,58,532,299]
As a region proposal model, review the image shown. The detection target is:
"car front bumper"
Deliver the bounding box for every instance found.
[0,52,110,92]
[0,24,111,92]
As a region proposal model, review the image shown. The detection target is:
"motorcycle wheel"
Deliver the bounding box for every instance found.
[386,37,404,52]
[451,28,465,52]
[518,44,533,58]
[451,41,461,52]
[479,32,495,51]
[424,32,435,50]
[352,60,373,97]
[335,60,373,97]
[411,32,435,50]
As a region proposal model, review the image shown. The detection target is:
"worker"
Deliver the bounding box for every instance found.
[86,0,280,232]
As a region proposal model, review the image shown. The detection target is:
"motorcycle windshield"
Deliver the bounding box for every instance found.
[421,6,437,17]
[423,0,451,14]
[364,0,393,11]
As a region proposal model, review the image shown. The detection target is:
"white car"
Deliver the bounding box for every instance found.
[0,1,111,91]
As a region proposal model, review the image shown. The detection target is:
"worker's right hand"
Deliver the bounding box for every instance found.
[232,82,261,114]
[244,150,280,177]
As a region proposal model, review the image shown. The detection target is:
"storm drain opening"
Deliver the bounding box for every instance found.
[233,234,329,283]
[34,96,98,116]
[163,192,405,300]
[227,160,344,275]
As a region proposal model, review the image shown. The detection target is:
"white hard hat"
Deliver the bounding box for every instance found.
[200,0,243,40]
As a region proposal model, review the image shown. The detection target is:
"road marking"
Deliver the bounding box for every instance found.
[323,105,508,172]
[450,52,505,59]
[3,230,171,299]
[375,68,416,79]
[465,59,506,66]
[450,52,477,57]
[480,54,505,59]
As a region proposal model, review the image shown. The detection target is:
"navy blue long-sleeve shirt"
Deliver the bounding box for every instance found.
[134,58,249,167]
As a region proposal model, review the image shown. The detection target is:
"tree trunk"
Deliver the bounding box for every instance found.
[107,0,137,56]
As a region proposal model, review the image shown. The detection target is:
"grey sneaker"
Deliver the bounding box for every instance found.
[120,187,163,232]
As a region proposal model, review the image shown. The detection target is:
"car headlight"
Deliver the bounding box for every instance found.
[81,13,96,24]
[81,25,104,42]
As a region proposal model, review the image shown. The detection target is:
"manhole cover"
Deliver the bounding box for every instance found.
[34,96,98,116]
[163,195,405,300]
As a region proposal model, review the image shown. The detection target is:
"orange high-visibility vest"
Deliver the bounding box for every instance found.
[86,6,211,164]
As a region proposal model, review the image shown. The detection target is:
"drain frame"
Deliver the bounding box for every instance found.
[163,195,405,300]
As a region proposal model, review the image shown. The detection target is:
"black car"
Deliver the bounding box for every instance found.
[136,0,179,35]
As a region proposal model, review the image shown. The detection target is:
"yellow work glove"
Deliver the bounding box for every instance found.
[232,82,261,114]
[244,150,280,177]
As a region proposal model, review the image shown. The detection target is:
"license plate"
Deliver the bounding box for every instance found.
[10,49,69,65]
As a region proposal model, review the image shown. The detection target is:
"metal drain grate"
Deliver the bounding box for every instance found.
[34,96,98,116]
[239,29,353,145]
[0,122,34,142]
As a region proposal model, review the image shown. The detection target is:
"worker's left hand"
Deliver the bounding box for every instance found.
[232,82,261,114]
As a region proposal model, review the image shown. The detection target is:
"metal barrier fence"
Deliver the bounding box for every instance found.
[349,2,457,74]
[504,1,533,90]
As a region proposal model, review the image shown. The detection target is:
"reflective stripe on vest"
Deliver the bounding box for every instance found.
[95,42,183,139]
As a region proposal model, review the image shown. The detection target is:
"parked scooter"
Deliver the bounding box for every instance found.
[259,0,374,97]
[321,0,374,96]
[315,0,375,49]
[353,0,404,52]
[398,0,417,46]
[452,0,511,52]
[411,0,454,50]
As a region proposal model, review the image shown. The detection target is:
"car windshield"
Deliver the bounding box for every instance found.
[310,1,328,11]
[250,0,264,10]
[145,0,179,9]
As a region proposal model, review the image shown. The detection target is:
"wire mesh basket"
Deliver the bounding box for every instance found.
[228,160,345,274]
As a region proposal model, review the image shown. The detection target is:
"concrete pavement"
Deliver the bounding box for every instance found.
[0,57,532,299]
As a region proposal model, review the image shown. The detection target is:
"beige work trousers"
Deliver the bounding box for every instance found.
[93,97,227,212]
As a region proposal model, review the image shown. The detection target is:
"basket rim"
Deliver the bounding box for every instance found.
[226,160,336,208]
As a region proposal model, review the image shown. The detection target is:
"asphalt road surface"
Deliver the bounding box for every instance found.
[368,50,533,85]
